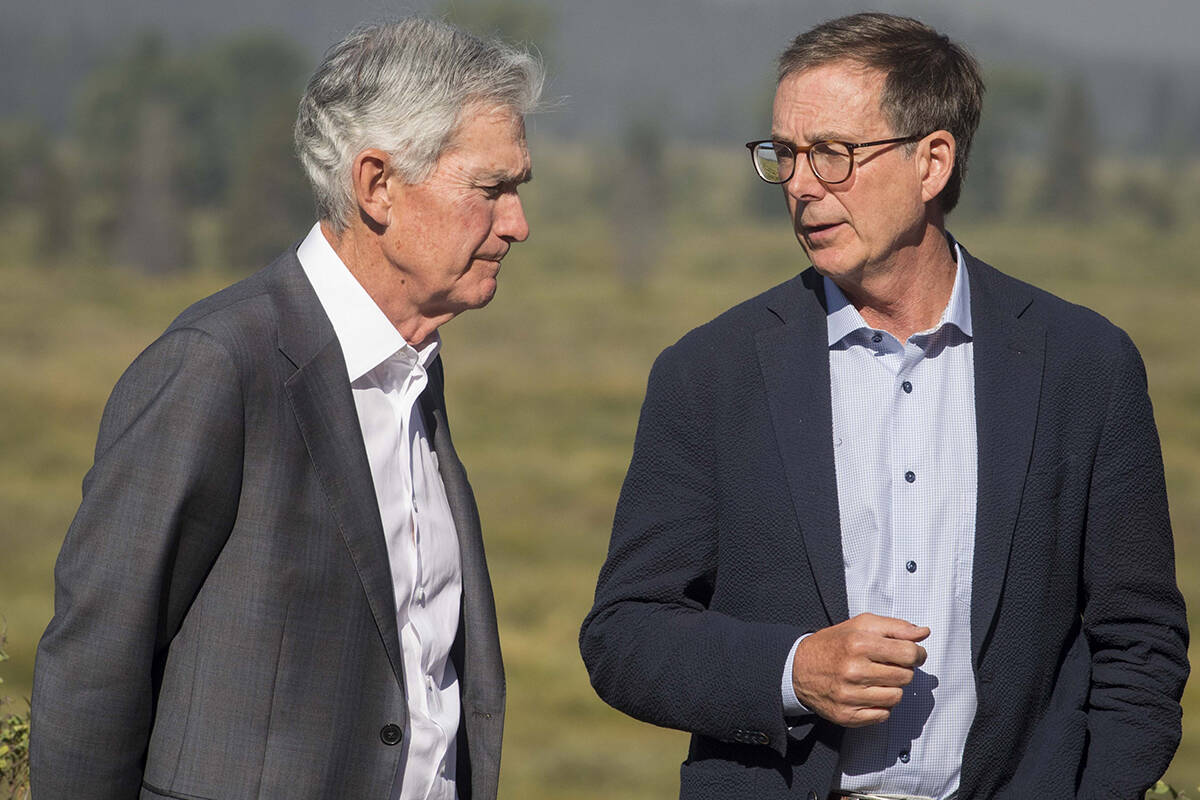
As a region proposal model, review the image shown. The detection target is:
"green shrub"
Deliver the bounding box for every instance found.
[0,628,30,800]
[1150,779,1198,798]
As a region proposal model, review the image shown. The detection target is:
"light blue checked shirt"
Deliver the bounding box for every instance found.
[783,240,977,800]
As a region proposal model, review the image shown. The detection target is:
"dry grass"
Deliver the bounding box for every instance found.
[1,147,1197,796]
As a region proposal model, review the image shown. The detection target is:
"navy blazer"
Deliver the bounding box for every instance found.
[581,251,1188,799]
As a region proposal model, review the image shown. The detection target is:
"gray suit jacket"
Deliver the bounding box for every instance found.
[31,248,506,799]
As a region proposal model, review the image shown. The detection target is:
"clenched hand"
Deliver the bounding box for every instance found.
[791,612,929,727]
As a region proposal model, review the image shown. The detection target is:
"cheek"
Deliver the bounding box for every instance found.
[884,169,926,214]
[452,198,490,232]
[854,182,920,238]
[476,211,502,245]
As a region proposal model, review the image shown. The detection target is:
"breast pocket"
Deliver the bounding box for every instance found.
[1012,456,1087,590]
[1017,456,1079,543]
[141,781,216,800]
[1023,457,1073,504]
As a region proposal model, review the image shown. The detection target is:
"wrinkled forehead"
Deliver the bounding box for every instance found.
[433,102,532,183]
[448,102,527,147]
[772,61,888,138]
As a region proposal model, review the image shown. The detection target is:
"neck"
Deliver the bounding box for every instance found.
[831,224,956,343]
[321,220,454,350]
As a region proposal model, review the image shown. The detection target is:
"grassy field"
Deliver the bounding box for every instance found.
[1,148,1197,796]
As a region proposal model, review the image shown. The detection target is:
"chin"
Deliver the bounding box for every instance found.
[802,248,838,277]
[805,246,862,280]
[464,280,499,310]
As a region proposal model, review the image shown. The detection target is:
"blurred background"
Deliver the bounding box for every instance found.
[1,0,1198,796]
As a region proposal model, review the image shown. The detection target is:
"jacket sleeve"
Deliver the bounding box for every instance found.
[579,345,803,757]
[31,327,246,800]
[1078,330,1189,798]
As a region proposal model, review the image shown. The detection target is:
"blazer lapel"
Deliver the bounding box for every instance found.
[756,270,849,624]
[967,254,1045,667]
[421,358,504,714]
[273,252,406,689]
[421,359,505,800]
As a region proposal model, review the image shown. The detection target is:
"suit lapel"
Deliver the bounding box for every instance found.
[272,252,406,689]
[966,254,1045,667]
[752,255,1044,655]
[421,359,504,800]
[421,358,504,713]
[756,271,849,624]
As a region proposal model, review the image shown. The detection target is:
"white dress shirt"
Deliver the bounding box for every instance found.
[297,223,462,800]
[784,241,977,800]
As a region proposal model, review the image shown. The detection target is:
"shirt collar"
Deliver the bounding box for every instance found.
[823,235,972,346]
[943,235,973,337]
[296,222,440,382]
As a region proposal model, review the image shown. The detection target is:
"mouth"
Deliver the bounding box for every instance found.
[470,255,503,270]
[800,221,844,244]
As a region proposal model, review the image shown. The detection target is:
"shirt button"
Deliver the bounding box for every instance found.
[415,587,426,605]
[902,380,913,393]
[871,332,883,343]
[380,724,403,746]
[899,749,911,763]
[905,470,916,483]
[906,560,917,573]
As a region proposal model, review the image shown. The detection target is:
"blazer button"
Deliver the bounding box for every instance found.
[380,724,403,746]
[806,791,818,800]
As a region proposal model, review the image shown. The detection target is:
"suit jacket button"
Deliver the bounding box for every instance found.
[380,723,403,746]
[806,791,818,800]
[752,732,769,745]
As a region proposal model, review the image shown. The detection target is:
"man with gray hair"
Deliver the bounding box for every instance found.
[582,11,1187,800]
[32,17,542,800]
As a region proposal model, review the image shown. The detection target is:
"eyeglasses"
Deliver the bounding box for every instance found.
[745,134,926,185]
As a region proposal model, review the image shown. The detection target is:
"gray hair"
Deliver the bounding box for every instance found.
[295,17,545,231]
[778,13,984,214]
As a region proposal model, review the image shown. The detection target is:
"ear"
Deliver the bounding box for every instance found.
[351,148,392,227]
[919,130,956,205]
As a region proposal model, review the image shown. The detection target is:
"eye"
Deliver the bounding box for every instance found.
[480,183,507,199]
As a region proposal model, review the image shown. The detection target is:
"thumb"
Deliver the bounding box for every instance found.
[883,620,931,642]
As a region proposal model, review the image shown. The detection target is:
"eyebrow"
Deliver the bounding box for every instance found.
[769,131,852,146]
[478,167,533,185]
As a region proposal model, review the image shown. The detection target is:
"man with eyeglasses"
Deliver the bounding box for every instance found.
[581,12,1187,800]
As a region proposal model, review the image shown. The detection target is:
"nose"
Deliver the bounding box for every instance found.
[784,152,825,202]
[497,192,530,243]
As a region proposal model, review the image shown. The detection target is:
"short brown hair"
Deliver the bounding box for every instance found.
[778,12,984,214]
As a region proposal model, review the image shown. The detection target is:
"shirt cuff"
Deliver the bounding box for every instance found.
[782,633,815,718]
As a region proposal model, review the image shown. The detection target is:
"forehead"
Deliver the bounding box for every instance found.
[772,61,888,140]
[441,105,529,172]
